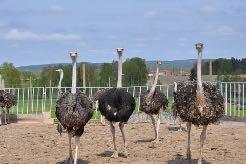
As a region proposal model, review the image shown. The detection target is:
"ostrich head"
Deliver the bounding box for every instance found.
[116,48,124,56]
[70,51,78,61]
[195,43,203,53]
[55,69,63,73]
[156,61,162,66]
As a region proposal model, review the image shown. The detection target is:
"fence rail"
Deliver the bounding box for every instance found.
[4,82,246,118]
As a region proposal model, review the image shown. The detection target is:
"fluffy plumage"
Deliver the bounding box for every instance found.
[173,81,224,126]
[97,88,135,123]
[56,90,94,136]
[140,89,168,115]
[0,90,17,108]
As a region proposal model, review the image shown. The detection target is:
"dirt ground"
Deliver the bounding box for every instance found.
[0,121,246,164]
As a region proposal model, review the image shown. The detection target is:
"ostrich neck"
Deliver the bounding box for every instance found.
[58,72,63,92]
[197,52,203,93]
[117,55,122,88]
[147,64,160,100]
[71,59,77,94]
[174,82,177,92]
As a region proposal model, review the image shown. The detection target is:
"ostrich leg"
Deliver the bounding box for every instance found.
[119,122,128,156]
[154,113,161,143]
[110,122,118,158]
[68,133,73,164]
[6,108,10,124]
[149,114,157,141]
[198,125,207,164]
[186,122,192,159]
[3,108,7,125]
[0,108,2,125]
[74,136,80,164]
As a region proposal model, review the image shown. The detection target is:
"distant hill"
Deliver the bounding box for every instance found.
[17,59,212,74]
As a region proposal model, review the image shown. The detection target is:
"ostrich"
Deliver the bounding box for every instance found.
[0,76,17,125]
[172,82,185,131]
[56,52,94,164]
[140,61,168,143]
[173,43,224,164]
[96,48,135,158]
[55,69,65,135]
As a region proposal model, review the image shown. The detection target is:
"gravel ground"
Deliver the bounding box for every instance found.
[0,122,246,164]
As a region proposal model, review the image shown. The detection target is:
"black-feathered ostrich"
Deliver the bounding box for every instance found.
[55,69,65,135]
[96,48,135,158]
[140,61,168,142]
[56,52,94,164]
[173,43,224,164]
[172,81,185,131]
[0,75,17,125]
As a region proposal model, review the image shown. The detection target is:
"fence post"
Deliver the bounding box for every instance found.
[17,88,19,114]
[234,83,236,116]
[138,87,141,112]
[230,83,232,116]
[243,83,245,117]
[37,87,39,115]
[225,83,228,115]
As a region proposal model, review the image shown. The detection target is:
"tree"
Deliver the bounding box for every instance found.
[0,62,21,87]
[99,63,116,87]
[123,57,148,86]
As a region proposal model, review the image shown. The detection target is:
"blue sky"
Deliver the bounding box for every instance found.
[0,0,245,66]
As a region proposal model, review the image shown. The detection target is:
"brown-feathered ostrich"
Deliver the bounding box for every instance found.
[56,52,94,164]
[95,48,135,158]
[0,75,17,125]
[173,43,224,164]
[140,61,168,142]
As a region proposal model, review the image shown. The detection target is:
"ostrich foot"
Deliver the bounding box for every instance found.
[152,138,159,143]
[67,155,74,164]
[111,151,118,158]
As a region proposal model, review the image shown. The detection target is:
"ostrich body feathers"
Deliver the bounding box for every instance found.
[56,90,94,136]
[0,90,17,108]
[140,89,168,115]
[173,82,224,126]
[97,88,135,123]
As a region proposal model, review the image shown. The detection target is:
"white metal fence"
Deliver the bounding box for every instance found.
[4,82,246,118]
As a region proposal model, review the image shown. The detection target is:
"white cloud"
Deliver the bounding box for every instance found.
[49,5,64,12]
[200,25,238,36]
[200,5,218,14]
[144,11,157,19]
[3,29,81,41]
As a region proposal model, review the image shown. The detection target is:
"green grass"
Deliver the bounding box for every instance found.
[9,96,246,119]
[225,103,246,117]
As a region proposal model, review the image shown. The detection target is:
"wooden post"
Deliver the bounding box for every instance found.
[209,60,212,76]
[83,63,86,93]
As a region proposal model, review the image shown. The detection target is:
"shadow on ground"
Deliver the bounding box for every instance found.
[97,150,127,158]
[167,154,211,164]
[57,158,90,164]
[168,126,187,132]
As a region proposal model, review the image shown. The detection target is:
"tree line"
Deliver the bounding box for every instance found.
[0,57,148,88]
[190,57,246,81]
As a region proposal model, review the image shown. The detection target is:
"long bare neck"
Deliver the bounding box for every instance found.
[174,82,177,92]
[147,64,160,99]
[1,79,5,90]
[58,71,63,93]
[197,52,203,93]
[117,54,122,88]
[71,59,77,94]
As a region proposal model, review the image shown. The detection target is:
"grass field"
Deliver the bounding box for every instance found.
[9,96,246,119]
